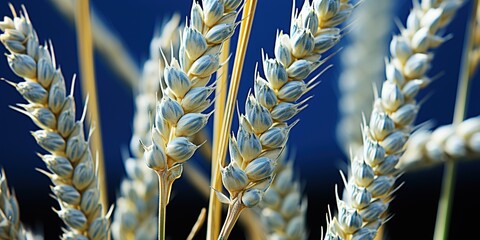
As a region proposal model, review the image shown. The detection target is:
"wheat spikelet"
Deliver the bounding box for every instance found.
[131,15,182,157]
[399,116,480,171]
[337,0,393,154]
[145,0,243,187]
[0,6,109,239]
[111,15,181,240]
[217,0,355,238]
[323,1,462,239]
[260,151,307,240]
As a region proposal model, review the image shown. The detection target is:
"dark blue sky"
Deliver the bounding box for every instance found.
[0,0,479,239]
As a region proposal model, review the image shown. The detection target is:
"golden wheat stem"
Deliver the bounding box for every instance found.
[74,0,107,211]
[207,1,258,238]
[208,39,230,240]
[188,208,207,240]
[434,1,478,239]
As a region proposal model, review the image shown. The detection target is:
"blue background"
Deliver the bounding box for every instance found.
[0,0,479,239]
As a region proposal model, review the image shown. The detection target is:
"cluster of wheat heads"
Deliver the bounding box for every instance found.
[0,0,478,239]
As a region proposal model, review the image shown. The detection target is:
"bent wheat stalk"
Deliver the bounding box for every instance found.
[323,0,462,239]
[48,0,140,89]
[261,150,308,240]
[0,6,110,239]
[216,0,355,238]
[111,15,181,240]
[400,116,480,171]
[142,0,244,239]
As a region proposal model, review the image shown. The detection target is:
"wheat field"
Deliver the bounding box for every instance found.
[0,0,479,239]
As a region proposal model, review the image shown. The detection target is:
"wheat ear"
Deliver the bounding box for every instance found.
[142,0,244,239]
[261,150,308,240]
[0,169,40,240]
[0,6,110,239]
[337,0,393,154]
[400,116,480,171]
[216,0,355,238]
[110,15,181,240]
[323,1,462,239]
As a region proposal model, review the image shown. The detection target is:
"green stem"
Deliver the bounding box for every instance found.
[434,1,478,239]
[434,161,457,240]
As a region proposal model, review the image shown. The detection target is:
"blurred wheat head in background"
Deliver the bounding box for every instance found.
[0,0,479,240]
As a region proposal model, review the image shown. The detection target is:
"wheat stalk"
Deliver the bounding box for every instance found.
[216,0,355,238]
[74,0,108,213]
[110,15,181,240]
[260,150,308,240]
[337,0,393,154]
[0,6,110,239]
[399,116,480,171]
[323,1,462,239]
[142,0,244,239]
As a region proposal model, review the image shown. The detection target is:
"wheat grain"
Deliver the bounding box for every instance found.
[0,6,109,239]
[399,116,480,171]
[337,0,393,154]
[217,0,355,238]
[323,1,462,239]
[260,150,308,240]
[110,15,181,240]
